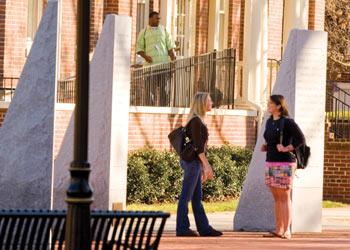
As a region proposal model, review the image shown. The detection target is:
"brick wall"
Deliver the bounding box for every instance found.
[324,141,350,203]
[0,108,5,126]
[195,0,209,55]
[1,0,28,79]
[91,0,104,50]
[51,107,257,158]
[268,0,283,60]
[128,112,257,151]
[60,0,77,79]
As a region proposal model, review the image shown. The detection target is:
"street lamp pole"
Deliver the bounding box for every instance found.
[65,0,92,249]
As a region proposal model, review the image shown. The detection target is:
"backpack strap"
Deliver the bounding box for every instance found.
[279,117,286,145]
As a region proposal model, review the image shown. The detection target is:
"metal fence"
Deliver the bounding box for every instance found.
[57,76,75,103]
[130,48,236,108]
[0,77,19,102]
[326,81,350,140]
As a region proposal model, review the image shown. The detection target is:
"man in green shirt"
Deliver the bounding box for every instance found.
[136,11,176,106]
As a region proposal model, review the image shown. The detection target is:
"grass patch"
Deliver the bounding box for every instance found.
[323,200,350,208]
[127,199,350,214]
[127,199,239,214]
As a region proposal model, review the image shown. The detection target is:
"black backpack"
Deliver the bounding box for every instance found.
[279,117,311,169]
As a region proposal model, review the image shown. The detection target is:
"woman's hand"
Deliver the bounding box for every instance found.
[261,144,267,152]
[277,144,294,152]
[201,163,214,183]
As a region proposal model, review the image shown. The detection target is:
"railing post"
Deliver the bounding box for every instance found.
[65,0,92,249]
[210,50,217,104]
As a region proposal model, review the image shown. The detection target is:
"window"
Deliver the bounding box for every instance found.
[136,0,149,35]
[176,0,186,57]
[175,0,195,57]
[208,0,228,51]
[27,0,43,55]
[218,0,226,50]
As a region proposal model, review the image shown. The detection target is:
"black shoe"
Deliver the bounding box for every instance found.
[200,228,223,237]
[176,229,199,237]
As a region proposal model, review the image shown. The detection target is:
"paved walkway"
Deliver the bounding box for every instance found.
[160,231,350,250]
[159,208,350,249]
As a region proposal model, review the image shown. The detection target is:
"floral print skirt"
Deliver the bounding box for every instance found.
[265,162,296,189]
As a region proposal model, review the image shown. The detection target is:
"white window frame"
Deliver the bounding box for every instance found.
[208,0,229,51]
[27,0,43,56]
[174,0,196,58]
[136,0,150,35]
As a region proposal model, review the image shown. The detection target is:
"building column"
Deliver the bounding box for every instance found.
[159,0,173,33]
[242,0,268,109]
[282,0,309,51]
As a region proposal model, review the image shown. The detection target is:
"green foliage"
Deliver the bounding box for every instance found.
[127,145,252,204]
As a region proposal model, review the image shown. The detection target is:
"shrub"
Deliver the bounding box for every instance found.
[127,144,252,204]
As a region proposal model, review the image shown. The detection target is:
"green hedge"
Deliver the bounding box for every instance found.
[127,144,252,204]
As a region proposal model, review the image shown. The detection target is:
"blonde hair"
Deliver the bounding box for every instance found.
[187,92,210,124]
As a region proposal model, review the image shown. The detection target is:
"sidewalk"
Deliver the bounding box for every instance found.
[163,208,350,232]
[159,208,350,250]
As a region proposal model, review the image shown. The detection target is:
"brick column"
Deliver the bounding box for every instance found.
[228,0,243,59]
[308,0,325,30]
[195,0,209,55]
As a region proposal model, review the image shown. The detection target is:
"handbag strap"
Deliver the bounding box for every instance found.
[279,117,286,145]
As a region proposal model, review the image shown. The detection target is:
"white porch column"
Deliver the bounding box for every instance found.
[159,0,173,33]
[283,0,309,51]
[208,0,220,51]
[242,0,268,109]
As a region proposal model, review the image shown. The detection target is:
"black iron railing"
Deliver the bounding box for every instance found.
[57,76,75,103]
[326,81,350,140]
[0,77,19,101]
[130,48,236,108]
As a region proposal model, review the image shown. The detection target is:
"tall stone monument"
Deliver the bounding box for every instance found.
[0,1,58,209]
[234,29,328,232]
[54,15,131,209]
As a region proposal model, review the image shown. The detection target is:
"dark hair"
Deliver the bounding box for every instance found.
[270,95,290,117]
[149,11,159,18]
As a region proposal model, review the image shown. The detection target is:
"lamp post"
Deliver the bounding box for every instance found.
[65,0,92,249]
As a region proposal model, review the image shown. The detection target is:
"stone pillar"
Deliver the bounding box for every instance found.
[0,1,58,209]
[282,0,309,51]
[54,15,131,210]
[241,0,268,108]
[234,29,328,233]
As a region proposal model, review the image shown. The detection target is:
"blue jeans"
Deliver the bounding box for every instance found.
[176,159,211,235]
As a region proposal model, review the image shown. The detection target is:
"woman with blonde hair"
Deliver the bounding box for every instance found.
[176,92,223,237]
[261,95,305,239]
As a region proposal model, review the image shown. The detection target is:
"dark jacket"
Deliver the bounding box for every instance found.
[263,116,305,162]
[186,116,208,158]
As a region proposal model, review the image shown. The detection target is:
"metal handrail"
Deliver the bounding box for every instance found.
[326,82,350,140]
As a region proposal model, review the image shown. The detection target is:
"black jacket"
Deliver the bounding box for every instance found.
[263,116,305,162]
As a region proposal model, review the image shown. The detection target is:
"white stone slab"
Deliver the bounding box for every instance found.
[234,29,327,232]
[292,187,323,232]
[54,15,131,210]
[0,1,58,209]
